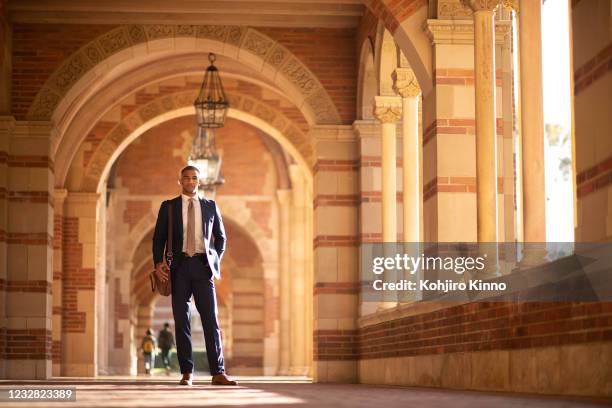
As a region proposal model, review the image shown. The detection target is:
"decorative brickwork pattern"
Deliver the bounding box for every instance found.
[314,329,359,361]
[576,155,612,198]
[61,217,94,333]
[4,329,52,360]
[314,302,612,361]
[359,302,612,359]
[14,24,341,125]
[258,27,357,124]
[76,89,311,192]
[12,23,118,118]
[424,176,504,201]
[574,42,611,96]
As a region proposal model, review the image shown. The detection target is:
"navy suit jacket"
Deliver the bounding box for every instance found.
[152,196,226,280]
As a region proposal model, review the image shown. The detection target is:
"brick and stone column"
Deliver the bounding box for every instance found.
[0,117,9,378]
[373,96,402,309]
[393,68,423,303]
[517,0,547,248]
[276,189,291,375]
[353,120,382,316]
[288,164,308,376]
[304,181,314,377]
[1,9,13,377]
[463,0,502,245]
[106,261,132,375]
[0,0,11,115]
[393,69,422,244]
[3,120,55,379]
[312,126,359,383]
[62,192,100,376]
[424,4,512,246]
[52,189,67,376]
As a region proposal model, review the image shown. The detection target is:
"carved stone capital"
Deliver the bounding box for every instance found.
[460,0,502,12]
[501,0,518,11]
[438,0,473,19]
[373,96,402,124]
[392,68,421,99]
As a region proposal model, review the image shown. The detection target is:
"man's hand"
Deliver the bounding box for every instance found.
[155,262,170,283]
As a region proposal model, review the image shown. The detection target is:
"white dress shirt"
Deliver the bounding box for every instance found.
[181,194,205,254]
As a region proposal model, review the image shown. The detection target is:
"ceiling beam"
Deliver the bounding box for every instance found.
[8,0,365,28]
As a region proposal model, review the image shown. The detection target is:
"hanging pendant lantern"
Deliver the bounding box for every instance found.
[194,53,229,128]
[188,127,224,190]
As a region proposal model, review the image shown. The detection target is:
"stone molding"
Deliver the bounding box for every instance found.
[352,120,380,139]
[26,24,341,125]
[53,188,68,214]
[438,0,473,19]
[10,121,54,139]
[309,125,356,142]
[424,19,512,45]
[460,0,502,12]
[373,96,402,124]
[64,191,101,205]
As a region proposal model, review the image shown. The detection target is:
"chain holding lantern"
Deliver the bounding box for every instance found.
[189,53,228,194]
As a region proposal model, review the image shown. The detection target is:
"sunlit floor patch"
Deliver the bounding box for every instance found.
[0,377,608,408]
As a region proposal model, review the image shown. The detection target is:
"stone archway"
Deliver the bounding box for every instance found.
[62,90,313,193]
[53,91,312,375]
[25,24,340,155]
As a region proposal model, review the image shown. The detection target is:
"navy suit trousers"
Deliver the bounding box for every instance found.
[171,255,225,375]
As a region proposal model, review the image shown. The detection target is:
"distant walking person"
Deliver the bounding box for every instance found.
[140,329,157,375]
[152,165,237,386]
[157,322,175,375]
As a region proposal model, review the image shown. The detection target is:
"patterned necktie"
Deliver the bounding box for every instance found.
[186,198,196,256]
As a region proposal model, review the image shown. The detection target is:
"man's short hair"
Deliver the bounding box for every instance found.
[180,165,200,177]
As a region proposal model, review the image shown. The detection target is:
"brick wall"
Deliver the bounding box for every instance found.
[114,116,274,197]
[314,302,612,362]
[11,24,117,119]
[258,27,357,124]
[4,329,52,360]
[359,302,612,359]
[11,24,357,123]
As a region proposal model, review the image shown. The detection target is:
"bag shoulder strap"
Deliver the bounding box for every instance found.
[166,203,173,264]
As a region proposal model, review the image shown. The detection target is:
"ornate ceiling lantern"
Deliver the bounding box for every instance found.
[194,53,229,129]
[188,126,224,192]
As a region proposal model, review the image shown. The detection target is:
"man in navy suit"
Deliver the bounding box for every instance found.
[152,165,237,386]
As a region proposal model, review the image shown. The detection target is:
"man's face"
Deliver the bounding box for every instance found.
[180,169,199,195]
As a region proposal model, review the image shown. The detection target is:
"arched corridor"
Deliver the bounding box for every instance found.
[0,0,611,405]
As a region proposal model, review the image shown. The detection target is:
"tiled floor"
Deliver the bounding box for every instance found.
[0,376,609,407]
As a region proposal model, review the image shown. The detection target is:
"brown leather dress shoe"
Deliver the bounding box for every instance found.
[179,373,193,386]
[211,373,237,385]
